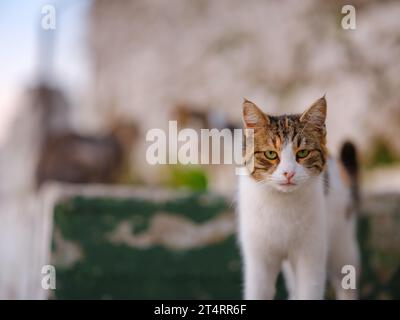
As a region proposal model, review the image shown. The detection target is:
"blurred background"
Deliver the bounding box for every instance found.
[0,0,399,299]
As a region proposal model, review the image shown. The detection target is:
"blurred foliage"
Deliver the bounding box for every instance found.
[167,165,208,192]
[367,138,400,168]
[52,193,400,300]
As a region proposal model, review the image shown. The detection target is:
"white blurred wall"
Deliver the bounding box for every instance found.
[89,0,400,190]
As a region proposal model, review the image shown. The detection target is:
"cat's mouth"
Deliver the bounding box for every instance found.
[275,182,299,193]
[280,182,296,186]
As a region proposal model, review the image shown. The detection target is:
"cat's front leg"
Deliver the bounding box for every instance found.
[294,253,326,300]
[244,252,281,300]
[292,238,327,300]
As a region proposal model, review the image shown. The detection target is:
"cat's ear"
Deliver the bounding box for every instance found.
[300,96,327,128]
[242,99,270,128]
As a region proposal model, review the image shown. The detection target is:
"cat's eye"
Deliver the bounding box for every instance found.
[265,150,278,160]
[296,149,310,158]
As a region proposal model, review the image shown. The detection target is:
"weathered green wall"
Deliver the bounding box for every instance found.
[51,192,400,299]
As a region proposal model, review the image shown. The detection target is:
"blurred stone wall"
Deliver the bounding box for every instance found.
[89,0,400,189]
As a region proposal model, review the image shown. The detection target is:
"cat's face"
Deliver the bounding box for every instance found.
[242,97,328,193]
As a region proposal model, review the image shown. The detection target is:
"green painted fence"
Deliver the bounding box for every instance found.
[51,191,400,299]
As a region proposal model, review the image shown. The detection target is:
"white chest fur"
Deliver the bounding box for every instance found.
[238,174,326,254]
[237,173,328,299]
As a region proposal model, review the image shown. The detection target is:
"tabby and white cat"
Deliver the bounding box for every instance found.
[237,97,360,300]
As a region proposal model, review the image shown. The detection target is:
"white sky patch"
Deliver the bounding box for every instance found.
[0,0,92,143]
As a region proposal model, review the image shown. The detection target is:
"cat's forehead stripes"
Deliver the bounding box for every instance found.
[266,114,302,147]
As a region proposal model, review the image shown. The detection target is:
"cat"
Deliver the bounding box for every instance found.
[237,96,360,300]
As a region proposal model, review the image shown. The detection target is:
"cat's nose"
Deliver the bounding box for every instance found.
[283,171,295,181]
